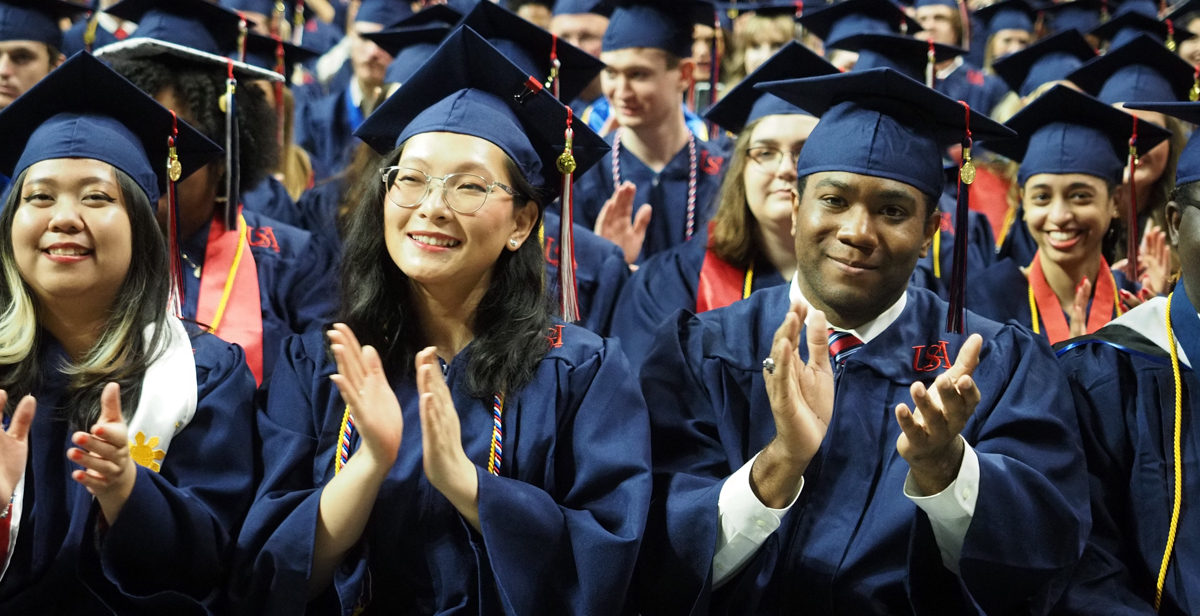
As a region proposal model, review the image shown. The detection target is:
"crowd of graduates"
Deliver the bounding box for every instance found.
[0,0,1199,613]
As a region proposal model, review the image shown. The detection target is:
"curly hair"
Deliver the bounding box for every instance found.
[107,56,280,192]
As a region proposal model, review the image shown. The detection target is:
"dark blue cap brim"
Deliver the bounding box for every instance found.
[241,33,320,75]
[1124,100,1200,184]
[704,41,836,133]
[0,0,85,48]
[797,0,915,44]
[361,24,453,57]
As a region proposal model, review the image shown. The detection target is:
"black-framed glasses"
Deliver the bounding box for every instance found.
[380,166,518,214]
[746,146,803,169]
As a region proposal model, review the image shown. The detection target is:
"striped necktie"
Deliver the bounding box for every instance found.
[828,329,864,366]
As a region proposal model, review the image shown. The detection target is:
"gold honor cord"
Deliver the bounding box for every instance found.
[1154,293,1184,611]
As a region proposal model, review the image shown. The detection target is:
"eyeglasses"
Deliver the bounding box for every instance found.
[746,146,803,169]
[380,166,518,214]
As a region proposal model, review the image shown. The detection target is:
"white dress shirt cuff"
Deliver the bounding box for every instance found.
[712,453,803,587]
[903,437,979,575]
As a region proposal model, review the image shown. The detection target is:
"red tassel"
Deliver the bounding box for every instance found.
[558,108,581,322]
[292,0,306,46]
[167,111,184,318]
[548,34,561,99]
[926,38,936,88]
[274,36,286,149]
[237,14,248,62]
[1127,116,1139,281]
[946,102,973,334]
[793,1,804,18]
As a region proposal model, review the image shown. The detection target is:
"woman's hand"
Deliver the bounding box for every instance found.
[328,324,403,470]
[414,348,481,530]
[69,383,136,524]
[0,391,35,506]
[1113,225,1173,298]
[1068,277,1092,339]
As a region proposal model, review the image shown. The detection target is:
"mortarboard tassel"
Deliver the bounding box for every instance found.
[1190,65,1199,101]
[710,7,723,112]
[793,1,804,18]
[167,111,185,318]
[83,10,100,53]
[947,102,973,335]
[558,109,581,322]
[1101,0,1110,22]
[273,0,286,37]
[274,36,287,149]
[237,15,249,62]
[1126,116,1139,281]
[221,60,242,230]
[546,34,561,99]
[293,0,306,46]
[926,38,936,88]
[1167,19,1177,52]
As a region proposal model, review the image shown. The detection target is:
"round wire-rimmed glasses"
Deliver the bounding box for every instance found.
[745,146,803,170]
[380,166,518,214]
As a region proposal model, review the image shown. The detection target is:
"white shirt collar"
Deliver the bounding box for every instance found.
[348,77,364,108]
[936,56,964,81]
[788,276,907,344]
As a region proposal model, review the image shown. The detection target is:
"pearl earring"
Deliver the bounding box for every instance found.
[509,239,519,248]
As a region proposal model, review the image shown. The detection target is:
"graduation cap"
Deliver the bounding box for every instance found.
[974,0,1037,33]
[1164,0,1200,23]
[0,0,87,49]
[1113,0,1159,17]
[1068,33,1196,103]
[1043,0,1105,34]
[1124,100,1200,185]
[797,0,917,47]
[602,0,707,58]
[356,26,610,321]
[355,0,414,26]
[704,41,837,133]
[242,32,320,77]
[552,0,615,16]
[1088,10,1192,48]
[718,1,804,18]
[836,33,965,87]
[220,0,310,43]
[756,67,1015,332]
[404,4,466,26]
[992,29,1096,97]
[0,52,223,314]
[364,25,454,84]
[100,0,284,81]
[461,0,606,102]
[986,84,1171,279]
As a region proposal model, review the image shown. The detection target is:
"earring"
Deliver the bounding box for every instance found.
[509,239,519,248]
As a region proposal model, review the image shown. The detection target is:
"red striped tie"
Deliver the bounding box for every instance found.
[828,329,864,366]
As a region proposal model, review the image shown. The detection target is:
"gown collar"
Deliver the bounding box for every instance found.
[788,275,907,344]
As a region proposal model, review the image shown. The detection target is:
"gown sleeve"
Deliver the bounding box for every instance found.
[472,336,653,616]
[77,335,258,611]
[611,262,685,371]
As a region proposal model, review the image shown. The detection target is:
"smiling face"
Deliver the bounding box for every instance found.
[600,48,692,131]
[383,132,538,295]
[12,158,132,310]
[793,171,938,326]
[744,114,817,228]
[1022,172,1116,268]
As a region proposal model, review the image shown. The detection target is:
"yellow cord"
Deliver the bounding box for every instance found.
[1028,283,1040,335]
[1112,272,1124,317]
[209,214,248,333]
[997,204,1018,249]
[742,263,755,300]
[334,405,352,475]
[1154,293,1184,610]
[933,229,942,279]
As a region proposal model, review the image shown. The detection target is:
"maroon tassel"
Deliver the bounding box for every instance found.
[1126,116,1139,281]
[946,102,974,334]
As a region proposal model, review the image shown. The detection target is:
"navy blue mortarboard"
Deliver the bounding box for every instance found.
[553,0,615,16]
[719,1,804,18]
[364,25,453,83]
[913,0,961,10]
[1114,0,1159,18]
[461,0,606,102]
[0,52,221,205]
[1088,10,1193,48]
[602,0,705,58]
[837,33,965,85]
[241,32,320,77]
[1124,100,1200,184]
[355,0,414,26]
[985,84,1170,184]
[1068,33,1195,103]
[703,41,837,133]
[404,4,465,26]
[219,0,290,19]
[357,26,610,321]
[797,0,916,47]
[100,0,284,81]
[974,0,1036,33]
[756,67,1016,332]
[0,0,86,49]
[1164,0,1200,23]
[992,29,1096,96]
[1043,0,1104,33]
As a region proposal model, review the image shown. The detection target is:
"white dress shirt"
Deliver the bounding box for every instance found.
[712,280,980,586]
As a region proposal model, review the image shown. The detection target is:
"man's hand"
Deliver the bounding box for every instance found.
[594,181,651,265]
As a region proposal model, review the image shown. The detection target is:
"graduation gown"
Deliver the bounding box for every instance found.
[61,18,121,57]
[567,133,726,263]
[1052,296,1200,615]
[243,176,306,231]
[997,205,1038,266]
[296,176,345,252]
[635,284,1090,615]
[610,225,786,370]
[912,193,998,299]
[0,327,257,615]
[936,61,1011,117]
[180,210,338,383]
[233,325,652,615]
[294,84,362,182]
[542,209,631,336]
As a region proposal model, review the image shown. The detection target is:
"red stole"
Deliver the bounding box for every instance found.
[197,209,264,384]
[1028,250,1119,345]
[696,224,750,313]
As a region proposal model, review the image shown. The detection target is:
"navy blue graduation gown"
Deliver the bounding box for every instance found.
[296,176,345,252]
[968,257,1136,338]
[912,193,998,299]
[242,176,306,231]
[610,225,786,370]
[998,205,1038,266]
[233,325,652,615]
[61,19,120,57]
[181,210,338,383]
[294,85,361,182]
[1052,324,1200,615]
[0,327,257,615]
[635,284,1090,615]
[567,134,726,263]
[542,209,631,336]
[936,62,1011,117]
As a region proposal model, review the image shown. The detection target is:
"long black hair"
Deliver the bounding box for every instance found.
[337,145,553,398]
[0,168,171,430]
